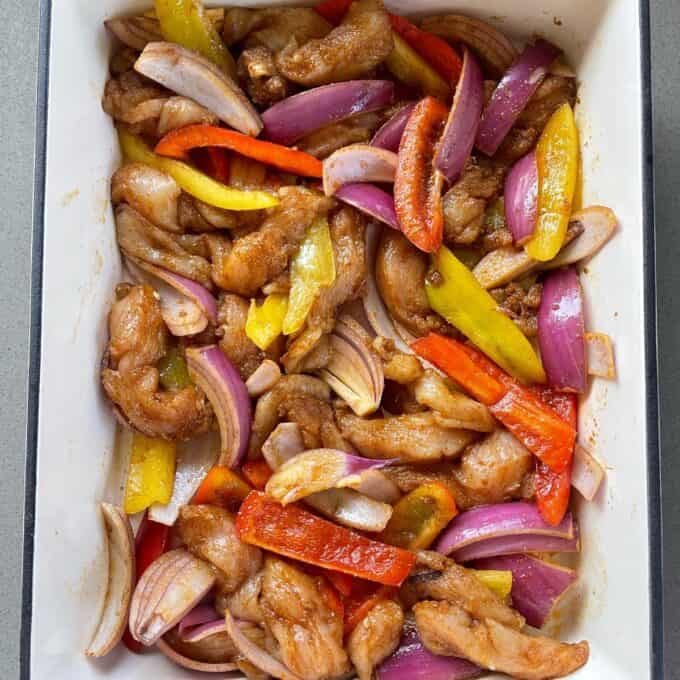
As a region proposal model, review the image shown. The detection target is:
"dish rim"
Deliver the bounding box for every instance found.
[18,0,663,677]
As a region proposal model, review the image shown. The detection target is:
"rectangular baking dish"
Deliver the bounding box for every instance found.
[21,0,662,678]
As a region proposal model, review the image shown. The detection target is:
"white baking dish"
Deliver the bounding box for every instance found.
[21,0,661,678]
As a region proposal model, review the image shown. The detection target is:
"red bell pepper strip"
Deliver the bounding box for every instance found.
[532,389,576,526]
[325,570,355,597]
[411,334,576,473]
[241,459,273,491]
[124,514,170,653]
[394,96,448,253]
[343,582,396,634]
[194,147,230,184]
[236,491,416,586]
[155,125,323,178]
[314,0,352,24]
[192,466,252,511]
[388,14,462,84]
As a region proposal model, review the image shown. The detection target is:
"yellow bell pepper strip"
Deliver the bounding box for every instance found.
[124,434,176,514]
[245,294,289,350]
[385,33,451,101]
[381,482,458,550]
[426,245,546,383]
[154,0,236,78]
[192,465,251,511]
[474,569,513,599]
[525,103,579,261]
[157,347,192,391]
[118,128,279,211]
[283,216,336,335]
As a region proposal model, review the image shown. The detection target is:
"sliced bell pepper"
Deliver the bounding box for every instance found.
[156,125,323,178]
[426,246,546,383]
[157,346,192,391]
[192,465,252,510]
[154,0,236,78]
[236,491,416,586]
[394,96,448,253]
[245,294,289,351]
[411,334,576,473]
[124,434,176,515]
[314,0,352,24]
[194,147,231,184]
[525,103,579,261]
[474,569,513,599]
[325,570,355,597]
[388,15,462,84]
[241,459,274,490]
[118,128,279,211]
[381,482,458,550]
[532,389,576,526]
[386,34,451,101]
[283,216,336,335]
[343,582,396,634]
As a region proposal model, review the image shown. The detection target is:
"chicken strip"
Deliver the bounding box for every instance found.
[384,429,534,510]
[177,505,262,594]
[347,600,404,680]
[414,600,588,680]
[101,285,210,439]
[111,163,181,233]
[336,409,477,462]
[115,204,212,287]
[376,229,450,338]
[283,206,366,373]
[238,46,291,107]
[297,112,384,159]
[215,571,264,624]
[276,0,393,86]
[178,193,261,233]
[249,375,348,457]
[211,186,334,296]
[260,558,349,680]
[407,551,523,629]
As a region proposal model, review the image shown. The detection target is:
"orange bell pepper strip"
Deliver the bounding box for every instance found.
[343,582,396,634]
[532,389,576,526]
[394,96,447,253]
[314,0,352,24]
[155,125,323,178]
[241,459,273,491]
[236,492,416,586]
[388,14,462,84]
[192,466,252,511]
[380,482,458,550]
[412,334,576,473]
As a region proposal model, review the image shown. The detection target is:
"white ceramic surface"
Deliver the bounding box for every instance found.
[29,1,655,678]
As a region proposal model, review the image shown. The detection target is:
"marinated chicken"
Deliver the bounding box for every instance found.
[260,558,349,680]
[97,4,611,677]
[415,600,589,680]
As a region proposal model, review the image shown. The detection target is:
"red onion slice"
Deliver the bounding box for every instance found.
[185,345,251,467]
[571,443,606,501]
[371,102,417,152]
[157,637,238,673]
[178,604,222,640]
[336,183,399,230]
[476,39,562,156]
[323,144,397,196]
[435,501,577,560]
[538,267,586,392]
[434,48,484,183]
[262,80,395,146]
[472,554,577,628]
[504,150,538,244]
[376,617,481,680]
[454,531,579,563]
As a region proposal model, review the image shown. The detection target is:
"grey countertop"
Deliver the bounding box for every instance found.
[1,0,679,677]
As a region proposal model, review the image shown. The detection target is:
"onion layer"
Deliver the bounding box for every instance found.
[262,80,395,146]
[434,48,484,183]
[157,637,237,673]
[571,443,606,501]
[245,359,282,398]
[323,144,397,196]
[372,103,417,152]
[185,345,251,467]
[504,151,538,245]
[336,184,399,230]
[476,39,561,156]
[435,501,579,562]
[585,332,616,379]
[538,267,586,392]
[472,554,577,628]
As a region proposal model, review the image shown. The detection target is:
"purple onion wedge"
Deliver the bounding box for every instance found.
[434,48,484,183]
[476,39,561,156]
[571,443,606,501]
[335,183,399,230]
[538,267,586,392]
[323,144,397,196]
[371,102,416,152]
[185,345,251,468]
[505,150,538,244]
[472,554,577,628]
[262,80,395,145]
